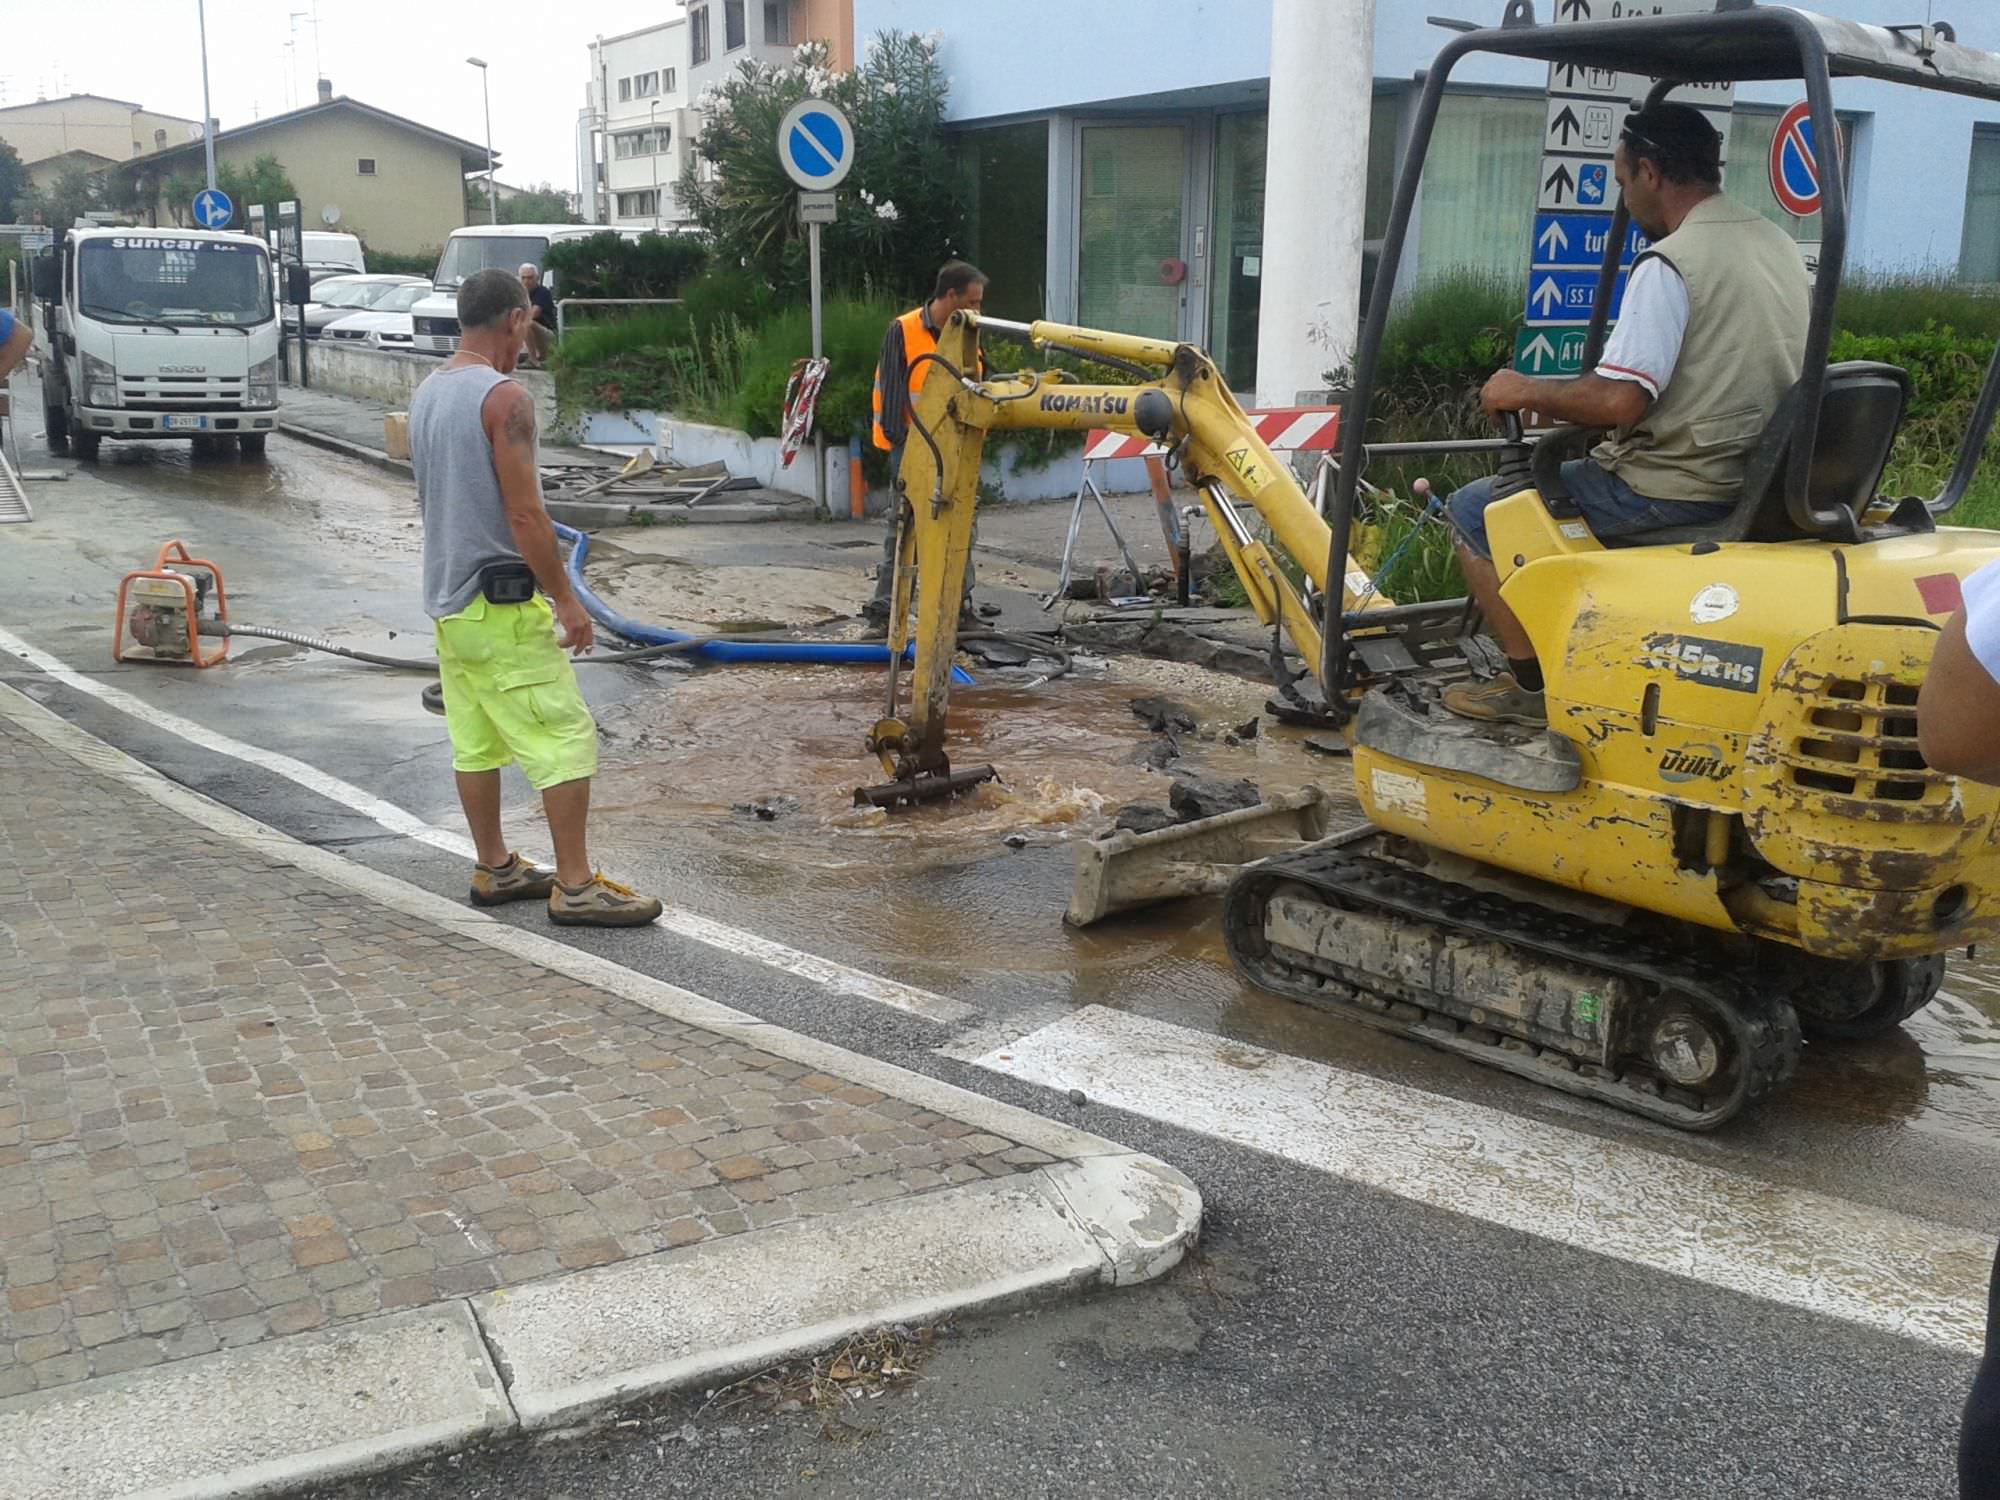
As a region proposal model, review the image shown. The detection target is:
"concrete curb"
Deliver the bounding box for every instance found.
[277,421,814,528]
[0,682,1202,1498]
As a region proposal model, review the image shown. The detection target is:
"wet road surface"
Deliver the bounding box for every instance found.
[3,403,1991,1496]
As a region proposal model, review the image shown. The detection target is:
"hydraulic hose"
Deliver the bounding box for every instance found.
[554,522,975,685]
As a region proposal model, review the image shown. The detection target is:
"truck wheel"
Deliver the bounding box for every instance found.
[1789,954,1946,1042]
[190,434,221,459]
[44,405,69,453]
[238,433,268,458]
[73,429,102,462]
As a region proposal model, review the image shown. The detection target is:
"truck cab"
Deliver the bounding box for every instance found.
[35,227,283,460]
[409,224,642,354]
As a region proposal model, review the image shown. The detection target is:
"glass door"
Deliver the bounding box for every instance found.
[1077,124,1189,342]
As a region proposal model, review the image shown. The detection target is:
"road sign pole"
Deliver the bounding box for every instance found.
[776,98,852,521]
[809,218,826,517]
[197,0,218,192]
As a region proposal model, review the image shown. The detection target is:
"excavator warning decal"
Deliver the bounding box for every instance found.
[1223,446,1269,493]
[1640,633,1763,694]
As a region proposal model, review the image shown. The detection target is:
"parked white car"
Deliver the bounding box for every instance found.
[286,274,426,339]
[322,282,433,350]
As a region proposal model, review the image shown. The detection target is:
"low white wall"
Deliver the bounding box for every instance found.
[576,408,1138,506]
[289,343,557,429]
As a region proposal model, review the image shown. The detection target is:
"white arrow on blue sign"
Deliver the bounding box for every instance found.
[1532,212,1650,271]
[777,98,855,191]
[1525,268,1629,327]
[191,186,234,231]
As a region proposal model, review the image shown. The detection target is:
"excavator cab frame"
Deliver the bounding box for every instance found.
[1321,0,2000,714]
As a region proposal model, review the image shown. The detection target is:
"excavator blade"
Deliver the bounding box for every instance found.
[853,763,999,811]
[1065,787,1334,926]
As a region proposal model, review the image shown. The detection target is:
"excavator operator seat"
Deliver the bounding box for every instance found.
[1628,361,1911,547]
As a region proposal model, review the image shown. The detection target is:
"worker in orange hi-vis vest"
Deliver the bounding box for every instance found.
[863,261,988,631]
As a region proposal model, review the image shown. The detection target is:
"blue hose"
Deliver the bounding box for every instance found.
[555,523,973,684]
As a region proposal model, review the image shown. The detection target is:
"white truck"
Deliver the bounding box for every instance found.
[409,223,641,354]
[33,226,285,460]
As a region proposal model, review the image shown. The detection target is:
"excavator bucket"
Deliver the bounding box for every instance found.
[1065,787,1335,926]
[854,762,998,810]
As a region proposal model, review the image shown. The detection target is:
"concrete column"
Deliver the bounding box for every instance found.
[1254,0,1375,409]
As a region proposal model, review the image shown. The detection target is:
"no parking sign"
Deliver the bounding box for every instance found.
[1769,100,1822,217]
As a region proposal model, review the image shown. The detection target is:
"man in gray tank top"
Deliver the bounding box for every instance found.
[411,267,661,926]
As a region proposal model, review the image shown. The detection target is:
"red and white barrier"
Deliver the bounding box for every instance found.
[1048,404,1346,610]
[1080,405,1341,462]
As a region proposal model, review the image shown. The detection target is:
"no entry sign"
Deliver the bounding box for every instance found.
[1769,100,1822,217]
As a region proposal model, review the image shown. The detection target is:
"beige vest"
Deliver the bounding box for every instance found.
[1593,194,1809,503]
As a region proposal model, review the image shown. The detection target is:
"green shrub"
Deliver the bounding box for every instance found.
[730,296,903,445]
[543,231,707,302]
[364,247,439,277]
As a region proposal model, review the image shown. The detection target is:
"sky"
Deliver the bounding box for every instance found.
[5,0,673,193]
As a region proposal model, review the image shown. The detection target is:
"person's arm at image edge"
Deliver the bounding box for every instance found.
[1919,608,2000,784]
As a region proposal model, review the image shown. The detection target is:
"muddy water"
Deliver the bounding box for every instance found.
[578,659,1356,1010]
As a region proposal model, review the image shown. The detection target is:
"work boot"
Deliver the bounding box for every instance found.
[548,872,665,927]
[1442,673,1547,728]
[470,852,560,907]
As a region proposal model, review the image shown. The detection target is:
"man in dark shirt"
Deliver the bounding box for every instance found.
[519,263,557,330]
[862,260,987,630]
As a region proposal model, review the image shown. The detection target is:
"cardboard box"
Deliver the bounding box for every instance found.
[383,411,410,461]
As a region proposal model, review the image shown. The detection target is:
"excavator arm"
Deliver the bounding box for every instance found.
[858,310,1381,807]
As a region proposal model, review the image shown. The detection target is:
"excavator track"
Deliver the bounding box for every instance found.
[1223,838,1803,1131]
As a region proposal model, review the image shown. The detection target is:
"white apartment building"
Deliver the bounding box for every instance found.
[581,20,693,229]
[577,3,855,225]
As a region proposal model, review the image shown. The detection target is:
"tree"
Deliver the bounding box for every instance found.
[465,180,581,225]
[31,166,108,232]
[216,154,297,232]
[161,172,205,228]
[0,141,28,224]
[681,33,967,302]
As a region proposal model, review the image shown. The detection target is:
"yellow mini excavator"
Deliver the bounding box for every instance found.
[860,3,2000,1129]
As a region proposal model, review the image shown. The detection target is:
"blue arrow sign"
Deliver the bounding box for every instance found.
[191,186,233,231]
[1524,268,1629,326]
[1532,213,1650,271]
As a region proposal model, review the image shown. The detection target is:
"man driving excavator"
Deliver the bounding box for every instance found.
[1441,101,1810,729]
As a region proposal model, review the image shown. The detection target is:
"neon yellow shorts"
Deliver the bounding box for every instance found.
[434,594,599,790]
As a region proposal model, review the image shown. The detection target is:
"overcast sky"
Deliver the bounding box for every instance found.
[6,0,670,194]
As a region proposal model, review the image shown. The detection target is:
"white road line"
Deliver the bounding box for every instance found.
[972,1006,1995,1354]
[0,626,972,1025]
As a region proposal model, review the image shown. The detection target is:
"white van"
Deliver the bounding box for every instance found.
[409,224,641,354]
[299,230,365,274]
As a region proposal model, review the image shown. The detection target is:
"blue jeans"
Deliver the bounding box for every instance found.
[1445,459,1721,560]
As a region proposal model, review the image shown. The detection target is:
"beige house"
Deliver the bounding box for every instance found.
[0,94,202,179]
[120,85,492,258]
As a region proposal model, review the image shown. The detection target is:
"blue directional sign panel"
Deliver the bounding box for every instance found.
[777,98,854,191]
[1531,213,1649,271]
[1525,268,1629,327]
[191,186,234,231]
[1518,0,1736,374]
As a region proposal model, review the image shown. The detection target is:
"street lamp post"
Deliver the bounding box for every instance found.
[466,56,496,225]
[649,101,660,231]
[197,0,217,191]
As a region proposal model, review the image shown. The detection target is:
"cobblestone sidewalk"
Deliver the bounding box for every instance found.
[0,712,1044,1401]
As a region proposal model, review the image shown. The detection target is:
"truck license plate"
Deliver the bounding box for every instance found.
[163,415,209,431]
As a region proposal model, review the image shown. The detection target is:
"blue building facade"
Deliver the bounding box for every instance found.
[855,0,2000,391]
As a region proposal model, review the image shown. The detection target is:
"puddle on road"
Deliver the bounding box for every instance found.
[97,440,421,557]
[578,657,1352,1003]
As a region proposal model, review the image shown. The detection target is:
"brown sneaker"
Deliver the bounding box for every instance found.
[470,852,559,907]
[1441,674,1547,728]
[548,872,664,927]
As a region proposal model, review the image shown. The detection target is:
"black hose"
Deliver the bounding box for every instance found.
[198,620,820,673]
